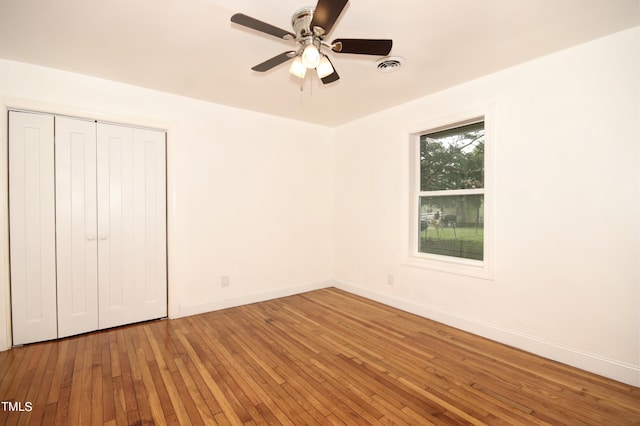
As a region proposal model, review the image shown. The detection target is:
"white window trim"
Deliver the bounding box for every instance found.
[404,105,495,280]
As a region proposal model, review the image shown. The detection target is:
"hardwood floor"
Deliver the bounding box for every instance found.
[1,287,638,425]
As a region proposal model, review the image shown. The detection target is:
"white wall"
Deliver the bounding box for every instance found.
[0,59,335,351]
[333,27,640,386]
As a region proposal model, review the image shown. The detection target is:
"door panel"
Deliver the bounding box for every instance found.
[133,128,167,322]
[9,111,57,345]
[55,117,99,338]
[97,124,133,328]
[97,124,167,329]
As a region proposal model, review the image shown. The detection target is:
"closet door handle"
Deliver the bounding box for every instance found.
[87,235,96,241]
[99,234,108,241]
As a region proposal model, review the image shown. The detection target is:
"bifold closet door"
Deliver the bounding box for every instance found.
[55,116,99,338]
[9,111,57,345]
[97,123,167,329]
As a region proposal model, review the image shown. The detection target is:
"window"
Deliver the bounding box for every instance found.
[407,110,493,279]
[419,122,485,260]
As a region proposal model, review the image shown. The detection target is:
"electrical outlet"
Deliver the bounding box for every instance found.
[387,274,394,286]
[221,275,229,287]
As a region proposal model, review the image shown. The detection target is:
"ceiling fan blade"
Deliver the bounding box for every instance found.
[320,60,340,84]
[332,38,393,56]
[231,13,295,40]
[311,0,348,35]
[251,51,296,72]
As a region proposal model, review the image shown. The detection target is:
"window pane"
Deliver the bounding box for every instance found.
[418,195,484,260]
[420,122,484,191]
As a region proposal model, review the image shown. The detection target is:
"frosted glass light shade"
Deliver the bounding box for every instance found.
[316,56,334,78]
[301,44,320,69]
[289,57,307,78]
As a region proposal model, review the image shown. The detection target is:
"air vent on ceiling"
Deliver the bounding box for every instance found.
[375,56,404,73]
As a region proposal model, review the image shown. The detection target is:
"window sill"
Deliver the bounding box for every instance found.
[403,253,493,280]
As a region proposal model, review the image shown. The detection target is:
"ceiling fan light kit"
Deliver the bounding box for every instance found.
[231,0,393,86]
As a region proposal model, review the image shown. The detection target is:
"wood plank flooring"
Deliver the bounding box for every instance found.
[1,287,639,425]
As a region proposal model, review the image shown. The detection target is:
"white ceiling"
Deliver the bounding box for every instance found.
[0,0,638,126]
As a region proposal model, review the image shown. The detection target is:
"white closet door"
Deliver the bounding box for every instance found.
[55,117,99,338]
[9,111,57,345]
[97,124,167,329]
[131,127,167,323]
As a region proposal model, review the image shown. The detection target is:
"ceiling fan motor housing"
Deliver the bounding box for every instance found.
[292,7,316,39]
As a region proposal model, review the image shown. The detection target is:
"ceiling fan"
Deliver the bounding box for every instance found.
[230,0,393,84]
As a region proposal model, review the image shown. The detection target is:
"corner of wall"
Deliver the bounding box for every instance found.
[176,279,334,318]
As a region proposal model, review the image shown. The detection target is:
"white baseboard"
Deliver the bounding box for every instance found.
[176,279,333,318]
[332,280,640,387]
